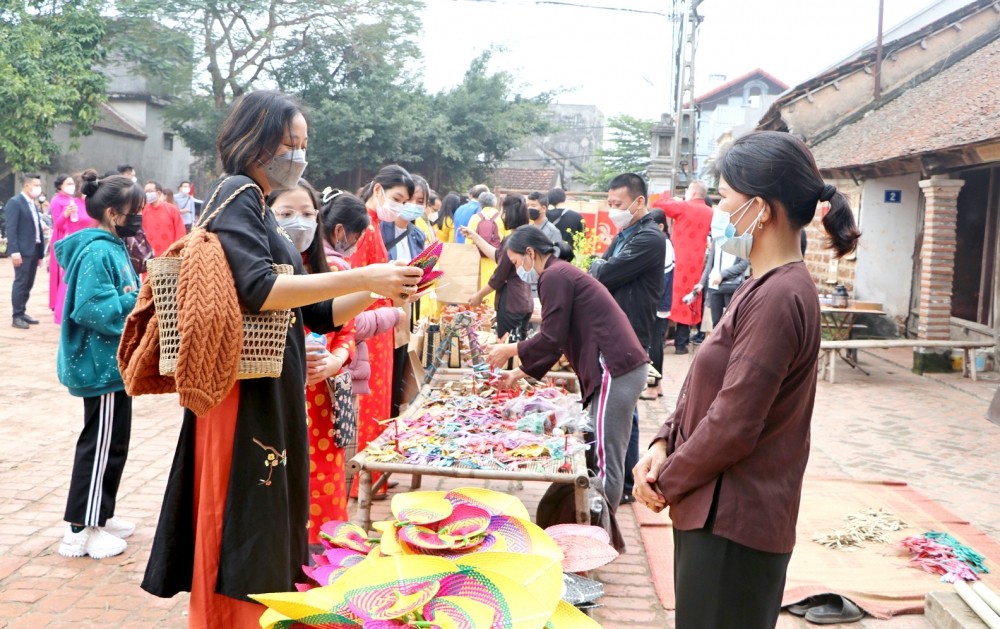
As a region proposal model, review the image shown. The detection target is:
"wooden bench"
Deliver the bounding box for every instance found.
[818,339,995,384]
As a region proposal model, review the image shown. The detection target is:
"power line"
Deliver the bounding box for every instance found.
[535,1,676,18]
[441,0,680,19]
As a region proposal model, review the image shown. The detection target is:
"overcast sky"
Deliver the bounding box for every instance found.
[417,0,934,120]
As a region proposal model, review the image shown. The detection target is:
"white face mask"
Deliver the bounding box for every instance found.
[278,216,317,252]
[265,149,308,191]
[145,191,158,204]
[376,188,405,222]
[608,197,637,230]
[29,186,42,199]
[63,184,76,196]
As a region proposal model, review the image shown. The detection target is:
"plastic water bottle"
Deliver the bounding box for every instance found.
[305,332,327,355]
[69,200,78,223]
[590,492,604,516]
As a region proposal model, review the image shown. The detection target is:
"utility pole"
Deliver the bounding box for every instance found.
[874,0,885,99]
[669,0,702,196]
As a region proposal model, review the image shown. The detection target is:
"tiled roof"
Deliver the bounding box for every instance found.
[760,0,997,131]
[812,35,1000,170]
[94,103,147,139]
[694,68,788,105]
[488,168,559,192]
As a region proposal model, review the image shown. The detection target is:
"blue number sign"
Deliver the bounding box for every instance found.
[884,190,902,203]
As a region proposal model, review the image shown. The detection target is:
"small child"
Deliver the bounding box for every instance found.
[55,169,144,559]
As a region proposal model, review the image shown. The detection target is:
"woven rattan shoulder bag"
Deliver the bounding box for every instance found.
[147,177,293,381]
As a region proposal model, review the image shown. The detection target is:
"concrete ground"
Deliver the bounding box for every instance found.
[0,260,997,628]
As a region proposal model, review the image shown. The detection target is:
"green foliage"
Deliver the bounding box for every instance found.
[114,0,426,165]
[570,226,598,273]
[103,16,193,95]
[0,0,108,173]
[101,1,551,190]
[418,52,553,191]
[584,115,654,191]
[301,50,552,193]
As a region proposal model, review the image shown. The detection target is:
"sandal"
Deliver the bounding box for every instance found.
[804,595,865,624]
[786,594,840,617]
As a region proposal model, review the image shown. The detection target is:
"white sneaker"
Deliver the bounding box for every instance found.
[58,525,127,559]
[103,517,135,539]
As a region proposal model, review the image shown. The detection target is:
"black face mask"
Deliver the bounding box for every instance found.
[115,213,144,238]
[528,208,541,221]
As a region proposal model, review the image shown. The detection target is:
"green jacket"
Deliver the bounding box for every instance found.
[55,228,139,397]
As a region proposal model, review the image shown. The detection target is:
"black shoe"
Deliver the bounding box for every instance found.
[620,493,636,505]
[674,346,689,355]
[690,332,705,344]
[803,595,865,624]
[12,318,29,329]
[20,314,39,325]
[786,593,841,617]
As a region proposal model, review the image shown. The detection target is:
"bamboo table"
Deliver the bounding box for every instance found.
[820,302,885,374]
[348,387,591,531]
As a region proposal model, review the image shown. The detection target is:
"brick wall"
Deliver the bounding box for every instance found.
[804,178,859,296]
[916,176,963,340]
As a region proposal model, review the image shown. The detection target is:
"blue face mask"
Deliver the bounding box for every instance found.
[400,203,424,222]
[715,199,765,259]
[710,208,737,242]
[516,254,539,283]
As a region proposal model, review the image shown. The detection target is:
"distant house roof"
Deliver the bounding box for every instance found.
[489,168,560,192]
[694,69,787,108]
[811,34,1000,171]
[94,103,147,140]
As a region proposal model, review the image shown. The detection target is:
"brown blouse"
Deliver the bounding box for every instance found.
[654,262,820,554]
[488,237,531,315]
[518,256,649,407]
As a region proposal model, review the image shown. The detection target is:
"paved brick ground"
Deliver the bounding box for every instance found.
[0,261,997,628]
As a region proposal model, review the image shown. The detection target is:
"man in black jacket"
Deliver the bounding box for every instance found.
[590,173,665,503]
[5,172,46,329]
[546,187,584,245]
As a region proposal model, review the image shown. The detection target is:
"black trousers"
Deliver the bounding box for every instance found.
[648,316,669,386]
[391,344,412,418]
[707,289,735,328]
[11,248,41,318]
[65,390,132,527]
[674,323,691,350]
[673,526,792,629]
[496,310,530,343]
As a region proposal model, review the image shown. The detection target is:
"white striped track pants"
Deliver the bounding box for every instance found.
[65,390,132,527]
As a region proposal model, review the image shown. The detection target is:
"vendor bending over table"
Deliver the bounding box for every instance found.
[486,225,649,510]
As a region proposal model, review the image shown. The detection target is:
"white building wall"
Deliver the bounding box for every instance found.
[48,101,194,189]
[854,174,922,318]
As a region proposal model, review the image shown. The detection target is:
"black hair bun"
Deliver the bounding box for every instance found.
[80,169,100,197]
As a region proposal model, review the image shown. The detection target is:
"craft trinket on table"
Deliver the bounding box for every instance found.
[348,373,594,530]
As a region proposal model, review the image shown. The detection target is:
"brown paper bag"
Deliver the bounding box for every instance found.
[434,242,481,305]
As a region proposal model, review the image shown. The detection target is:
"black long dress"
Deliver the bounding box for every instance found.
[141,176,335,600]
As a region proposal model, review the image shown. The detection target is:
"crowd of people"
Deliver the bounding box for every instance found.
[3,87,860,629]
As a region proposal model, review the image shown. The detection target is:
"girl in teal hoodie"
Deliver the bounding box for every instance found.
[55,169,144,560]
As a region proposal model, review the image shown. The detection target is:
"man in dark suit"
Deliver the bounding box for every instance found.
[6,172,46,329]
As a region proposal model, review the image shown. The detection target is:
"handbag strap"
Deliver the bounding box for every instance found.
[194,177,265,230]
[385,224,412,251]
